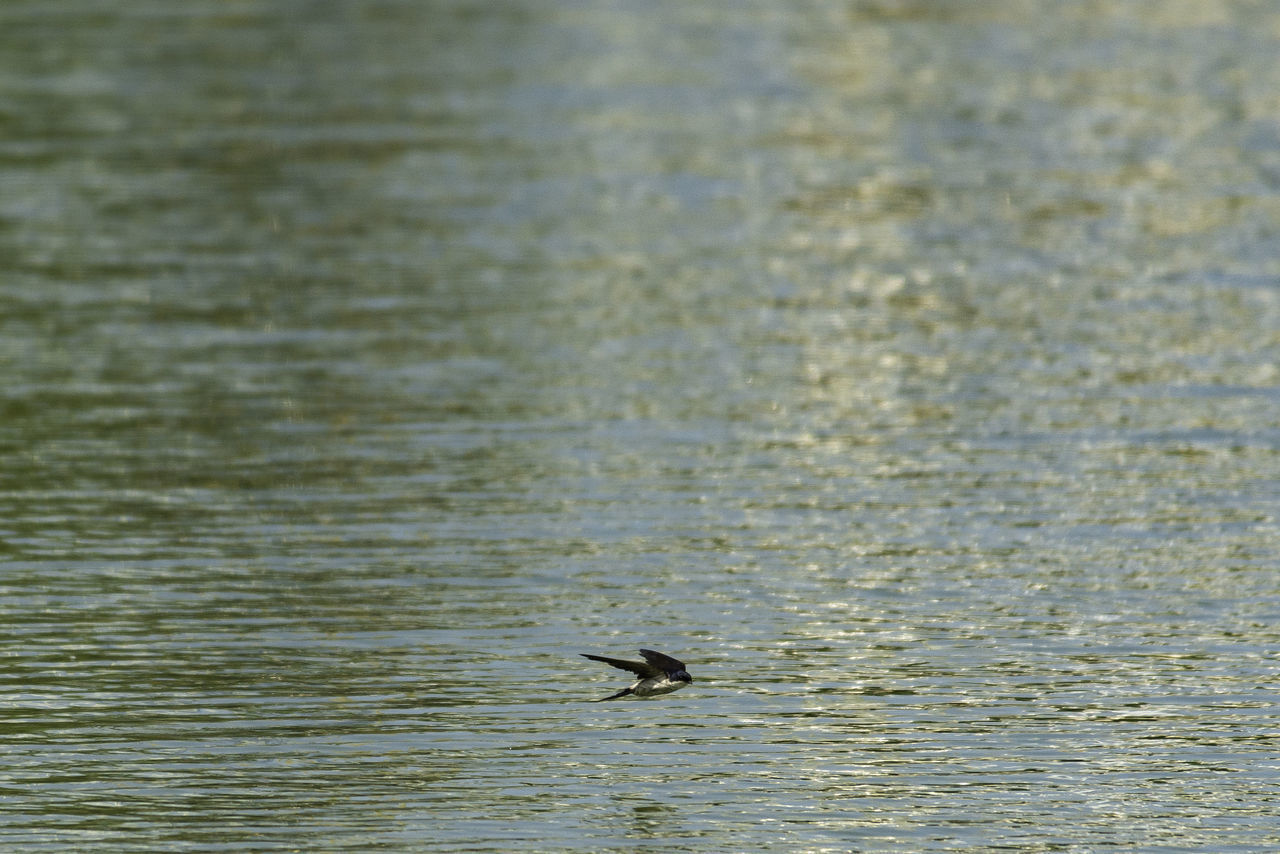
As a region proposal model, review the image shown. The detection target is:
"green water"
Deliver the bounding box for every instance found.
[2,1,1278,850]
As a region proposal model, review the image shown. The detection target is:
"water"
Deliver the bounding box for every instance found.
[2,1,1279,850]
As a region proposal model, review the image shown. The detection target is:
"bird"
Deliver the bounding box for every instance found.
[579,648,693,701]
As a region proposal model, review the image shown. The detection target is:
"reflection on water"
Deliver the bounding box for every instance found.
[2,0,1279,850]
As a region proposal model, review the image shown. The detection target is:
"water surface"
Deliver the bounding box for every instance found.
[2,1,1278,850]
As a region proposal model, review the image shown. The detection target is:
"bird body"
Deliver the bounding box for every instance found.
[580,649,693,701]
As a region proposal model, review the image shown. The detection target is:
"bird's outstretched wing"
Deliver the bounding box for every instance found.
[639,649,686,673]
[580,653,660,678]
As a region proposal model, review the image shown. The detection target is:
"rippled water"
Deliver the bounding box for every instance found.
[3,1,1279,850]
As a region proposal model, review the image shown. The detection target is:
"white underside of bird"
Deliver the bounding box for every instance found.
[629,675,688,697]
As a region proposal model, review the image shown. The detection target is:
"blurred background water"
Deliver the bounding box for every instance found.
[2,1,1278,850]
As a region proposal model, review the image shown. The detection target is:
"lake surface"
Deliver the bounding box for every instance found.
[2,1,1279,850]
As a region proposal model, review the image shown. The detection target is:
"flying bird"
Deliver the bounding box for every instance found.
[579,648,693,701]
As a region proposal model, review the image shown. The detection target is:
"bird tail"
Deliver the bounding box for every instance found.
[594,687,634,702]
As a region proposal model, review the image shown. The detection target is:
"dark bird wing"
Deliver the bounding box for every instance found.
[638,649,686,673]
[580,653,660,678]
